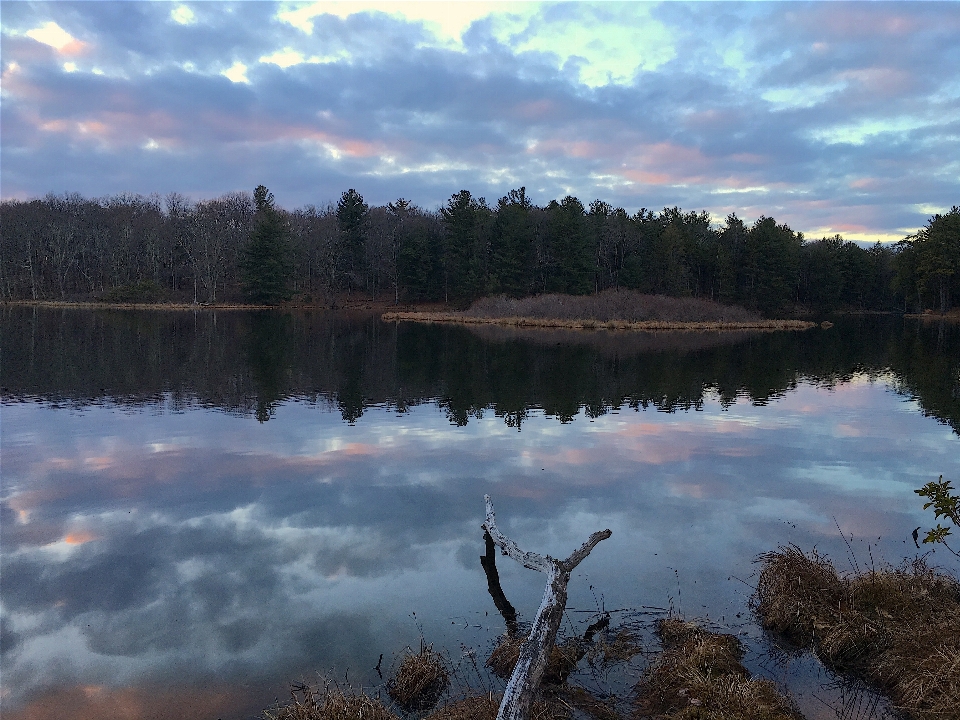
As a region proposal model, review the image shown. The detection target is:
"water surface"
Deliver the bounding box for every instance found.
[2,308,958,719]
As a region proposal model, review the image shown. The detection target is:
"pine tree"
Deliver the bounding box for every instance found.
[336,189,368,290]
[241,185,292,304]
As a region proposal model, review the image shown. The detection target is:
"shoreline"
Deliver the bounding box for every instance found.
[7,299,957,327]
[0,299,389,312]
[381,311,817,332]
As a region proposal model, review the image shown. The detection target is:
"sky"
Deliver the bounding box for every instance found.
[1,1,959,243]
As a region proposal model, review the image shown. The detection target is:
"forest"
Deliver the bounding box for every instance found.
[1,186,957,314]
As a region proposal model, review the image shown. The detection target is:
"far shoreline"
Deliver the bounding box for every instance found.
[1,299,816,330]
[6,299,957,328]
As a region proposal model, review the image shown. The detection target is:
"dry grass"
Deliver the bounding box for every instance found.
[588,627,645,667]
[906,308,960,323]
[386,644,450,713]
[755,545,960,718]
[424,694,565,720]
[382,292,814,332]
[262,684,397,720]
[633,619,801,720]
[486,635,584,685]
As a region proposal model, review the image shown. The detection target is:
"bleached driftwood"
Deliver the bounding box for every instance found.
[482,494,612,720]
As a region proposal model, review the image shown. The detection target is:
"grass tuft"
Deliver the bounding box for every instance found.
[633,619,801,720]
[424,694,563,720]
[755,545,960,718]
[262,684,397,720]
[386,643,450,713]
[486,635,584,685]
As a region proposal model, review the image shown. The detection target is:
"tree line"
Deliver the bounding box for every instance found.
[2,186,957,313]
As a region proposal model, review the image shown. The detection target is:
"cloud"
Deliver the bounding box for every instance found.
[24,21,86,54]
[1,1,959,240]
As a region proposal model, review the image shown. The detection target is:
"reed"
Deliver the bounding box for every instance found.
[755,545,960,718]
[633,619,802,720]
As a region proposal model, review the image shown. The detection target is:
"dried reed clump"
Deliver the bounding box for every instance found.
[387,644,450,713]
[633,619,801,720]
[588,627,644,667]
[486,635,584,684]
[464,291,762,324]
[557,686,623,720]
[425,695,501,720]
[754,545,960,718]
[425,694,565,720]
[263,684,397,720]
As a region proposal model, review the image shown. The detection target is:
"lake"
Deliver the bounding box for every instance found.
[2,307,959,720]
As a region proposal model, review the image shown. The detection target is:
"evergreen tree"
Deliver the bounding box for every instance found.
[800,236,843,311]
[489,188,534,296]
[441,190,489,301]
[743,216,802,312]
[716,213,747,304]
[544,196,593,295]
[916,207,960,312]
[240,185,291,304]
[337,188,368,289]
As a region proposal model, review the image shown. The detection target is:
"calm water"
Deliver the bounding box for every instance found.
[2,308,959,720]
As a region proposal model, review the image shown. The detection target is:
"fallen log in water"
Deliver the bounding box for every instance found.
[481,494,611,720]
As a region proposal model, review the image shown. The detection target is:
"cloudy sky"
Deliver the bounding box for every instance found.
[2,1,958,242]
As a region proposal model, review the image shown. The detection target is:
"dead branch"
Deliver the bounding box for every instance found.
[481,494,612,720]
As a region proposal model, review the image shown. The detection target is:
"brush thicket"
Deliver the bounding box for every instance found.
[464,291,762,324]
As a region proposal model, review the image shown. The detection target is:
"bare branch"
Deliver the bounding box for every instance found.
[561,529,613,571]
[482,494,552,573]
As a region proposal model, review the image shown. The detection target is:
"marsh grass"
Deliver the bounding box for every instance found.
[386,643,450,713]
[633,619,802,720]
[264,618,799,720]
[262,683,397,720]
[424,694,562,720]
[485,635,585,685]
[755,545,960,718]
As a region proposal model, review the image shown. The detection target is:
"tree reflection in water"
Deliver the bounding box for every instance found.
[2,308,957,438]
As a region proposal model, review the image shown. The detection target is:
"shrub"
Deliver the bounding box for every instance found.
[103,279,165,304]
[464,290,762,324]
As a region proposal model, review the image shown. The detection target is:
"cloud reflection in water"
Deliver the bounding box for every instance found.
[2,377,959,719]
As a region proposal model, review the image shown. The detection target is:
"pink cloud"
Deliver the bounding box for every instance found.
[513,99,555,120]
[801,7,923,38]
[839,67,913,98]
